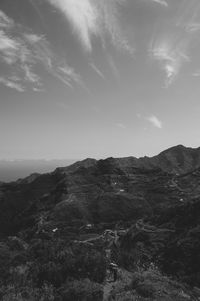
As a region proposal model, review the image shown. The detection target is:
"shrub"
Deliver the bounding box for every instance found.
[61,244,107,283]
[0,242,12,282]
[60,278,103,301]
[136,281,156,298]
[0,283,56,301]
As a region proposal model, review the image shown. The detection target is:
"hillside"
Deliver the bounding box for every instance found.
[0,145,200,300]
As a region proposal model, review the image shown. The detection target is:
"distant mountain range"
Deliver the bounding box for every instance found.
[1,145,200,182]
[57,144,200,175]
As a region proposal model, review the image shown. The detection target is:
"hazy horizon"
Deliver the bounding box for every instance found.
[1,0,200,160]
[0,142,197,161]
[0,143,198,182]
[0,158,77,182]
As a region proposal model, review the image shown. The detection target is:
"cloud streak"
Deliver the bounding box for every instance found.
[46,0,132,53]
[0,77,25,92]
[0,10,14,28]
[150,36,190,86]
[149,0,200,86]
[0,10,82,92]
[115,122,127,129]
[151,0,168,7]
[90,63,105,80]
[147,115,162,129]
[142,0,168,8]
[47,0,98,52]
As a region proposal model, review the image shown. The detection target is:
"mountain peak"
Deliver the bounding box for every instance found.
[160,144,187,154]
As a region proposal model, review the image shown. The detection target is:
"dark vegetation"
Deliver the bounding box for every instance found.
[1,145,200,299]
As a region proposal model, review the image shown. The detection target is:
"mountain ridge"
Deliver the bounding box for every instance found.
[59,144,200,177]
[1,144,199,184]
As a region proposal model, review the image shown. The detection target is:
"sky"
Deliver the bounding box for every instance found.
[1,0,200,160]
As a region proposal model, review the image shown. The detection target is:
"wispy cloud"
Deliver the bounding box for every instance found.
[58,65,84,87]
[90,63,105,80]
[147,115,162,129]
[24,33,83,89]
[143,0,168,7]
[115,122,127,129]
[0,2,133,92]
[0,12,43,90]
[107,55,120,80]
[151,0,168,7]
[46,0,132,54]
[0,10,14,28]
[22,64,41,85]
[186,23,200,33]
[47,0,98,52]
[0,30,18,51]
[149,35,190,86]
[193,70,200,77]
[148,0,200,86]
[0,77,25,92]
[175,1,200,30]
[0,10,83,92]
